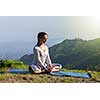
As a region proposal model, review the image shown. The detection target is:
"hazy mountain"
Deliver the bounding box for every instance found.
[0,36,65,60]
[0,42,33,60]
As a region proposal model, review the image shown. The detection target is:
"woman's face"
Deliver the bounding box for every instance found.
[43,35,48,43]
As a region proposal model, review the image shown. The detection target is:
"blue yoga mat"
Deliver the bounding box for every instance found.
[8,69,29,74]
[50,71,92,78]
[7,69,91,78]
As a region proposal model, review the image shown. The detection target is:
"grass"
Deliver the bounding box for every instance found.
[0,60,100,83]
[0,68,100,83]
[12,64,28,69]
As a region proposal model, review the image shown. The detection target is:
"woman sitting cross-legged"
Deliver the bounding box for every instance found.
[29,32,62,73]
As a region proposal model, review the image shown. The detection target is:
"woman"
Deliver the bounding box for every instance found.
[29,32,62,73]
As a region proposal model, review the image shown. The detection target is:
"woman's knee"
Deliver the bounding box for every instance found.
[59,64,62,69]
[34,70,42,73]
[52,63,62,69]
[29,65,42,74]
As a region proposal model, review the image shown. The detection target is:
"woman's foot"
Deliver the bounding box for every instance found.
[51,66,60,72]
[34,70,42,73]
[29,66,42,74]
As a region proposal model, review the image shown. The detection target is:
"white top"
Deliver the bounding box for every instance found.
[32,45,52,67]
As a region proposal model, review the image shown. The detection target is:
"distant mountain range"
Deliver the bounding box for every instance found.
[0,41,33,60]
[0,37,65,59]
[20,38,100,70]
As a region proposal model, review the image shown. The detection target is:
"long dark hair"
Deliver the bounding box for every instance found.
[37,32,48,46]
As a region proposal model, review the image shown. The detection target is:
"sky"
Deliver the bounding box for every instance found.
[0,16,99,42]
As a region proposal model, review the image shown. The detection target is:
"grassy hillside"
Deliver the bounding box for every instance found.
[49,38,100,67]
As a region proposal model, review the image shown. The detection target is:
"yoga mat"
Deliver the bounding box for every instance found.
[50,71,92,78]
[8,69,29,74]
[5,69,92,78]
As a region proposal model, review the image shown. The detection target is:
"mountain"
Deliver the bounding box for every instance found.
[20,38,100,70]
[20,54,34,65]
[0,41,33,59]
[0,37,65,59]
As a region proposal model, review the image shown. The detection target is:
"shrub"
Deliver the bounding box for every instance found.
[0,60,28,69]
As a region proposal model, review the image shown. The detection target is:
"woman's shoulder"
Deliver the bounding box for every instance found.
[33,44,48,51]
[45,45,48,49]
[44,45,49,51]
[33,45,40,51]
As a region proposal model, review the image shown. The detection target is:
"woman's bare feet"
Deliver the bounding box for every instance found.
[51,66,60,72]
[34,70,42,73]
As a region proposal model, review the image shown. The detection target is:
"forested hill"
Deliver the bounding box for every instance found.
[20,38,100,70]
[49,38,100,66]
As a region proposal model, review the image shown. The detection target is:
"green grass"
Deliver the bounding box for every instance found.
[0,69,100,83]
[11,64,28,69]
[0,60,28,73]
[61,69,87,73]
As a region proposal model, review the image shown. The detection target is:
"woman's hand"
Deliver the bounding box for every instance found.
[47,64,53,72]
